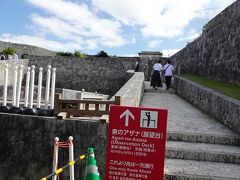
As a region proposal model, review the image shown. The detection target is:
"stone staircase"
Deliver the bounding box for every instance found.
[141,82,240,180]
[165,132,240,179]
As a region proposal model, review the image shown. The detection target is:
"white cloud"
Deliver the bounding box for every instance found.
[147,40,162,48]
[177,29,201,42]
[25,0,127,47]
[0,33,82,51]
[92,0,236,38]
[129,37,136,44]
[162,48,181,57]
[30,14,84,41]
[1,0,236,54]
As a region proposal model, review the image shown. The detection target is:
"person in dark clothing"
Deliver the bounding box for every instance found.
[150,60,163,90]
[0,52,5,60]
[134,60,140,72]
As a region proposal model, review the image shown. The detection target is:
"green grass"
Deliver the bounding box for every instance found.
[180,74,240,100]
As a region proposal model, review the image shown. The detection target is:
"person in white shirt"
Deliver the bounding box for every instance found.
[163,60,174,90]
[150,60,163,89]
[13,52,18,60]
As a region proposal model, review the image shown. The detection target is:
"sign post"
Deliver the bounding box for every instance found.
[106,105,168,180]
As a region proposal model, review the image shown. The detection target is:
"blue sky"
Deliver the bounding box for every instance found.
[0,0,236,57]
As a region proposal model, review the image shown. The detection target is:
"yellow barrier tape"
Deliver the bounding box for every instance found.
[80,155,85,160]
[69,161,75,166]
[56,168,63,175]
[40,153,88,179]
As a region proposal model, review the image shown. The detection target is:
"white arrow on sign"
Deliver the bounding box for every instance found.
[120,109,134,127]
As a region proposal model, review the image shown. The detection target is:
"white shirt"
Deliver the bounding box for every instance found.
[164,63,174,76]
[13,53,18,60]
[153,63,163,71]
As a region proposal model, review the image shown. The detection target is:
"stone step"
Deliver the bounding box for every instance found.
[166,141,240,164]
[164,159,240,180]
[167,131,240,145]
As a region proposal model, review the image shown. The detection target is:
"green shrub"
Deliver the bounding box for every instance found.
[3,47,15,55]
[74,50,87,58]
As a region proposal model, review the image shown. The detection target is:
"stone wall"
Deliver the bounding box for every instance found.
[0,59,29,86]
[0,69,145,180]
[24,55,137,96]
[112,71,145,107]
[117,56,139,72]
[0,113,108,180]
[0,56,137,104]
[170,1,240,85]
[0,86,47,105]
[174,76,240,135]
[0,40,56,58]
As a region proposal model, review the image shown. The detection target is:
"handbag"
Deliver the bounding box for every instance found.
[162,64,170,75]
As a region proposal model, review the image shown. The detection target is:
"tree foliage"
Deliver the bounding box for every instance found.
[96,50,109,57]
[56,51,74,57]
[3,47,15,55]
[56,50,88,58]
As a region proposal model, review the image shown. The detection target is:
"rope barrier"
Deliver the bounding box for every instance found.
[56,140,72,148]
[53,139,73,180]
[40,153,90,180]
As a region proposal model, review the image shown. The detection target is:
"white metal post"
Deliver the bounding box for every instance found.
[50,68,56,109]
[81,89,85,109]
[24,67,31,107]
[3,64,9,106]
[37,67,43,108]
[45,65,51,109]
[52,137,59,180]
[12,66,18,106]
[29,65,35,108]
[69,136,74,180]
[16,65,23,107]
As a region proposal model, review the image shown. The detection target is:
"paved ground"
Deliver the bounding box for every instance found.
[141,81,240,179]
[141,82,239,138]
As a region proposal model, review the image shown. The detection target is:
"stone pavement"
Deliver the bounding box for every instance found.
[141,81,240,180]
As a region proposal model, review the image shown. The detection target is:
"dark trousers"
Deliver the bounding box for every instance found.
[150,71,162,88]
[165,76,172,89]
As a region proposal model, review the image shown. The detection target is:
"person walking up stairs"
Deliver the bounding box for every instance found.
[84,148,100,180]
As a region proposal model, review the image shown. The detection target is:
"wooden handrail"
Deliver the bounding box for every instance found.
[54,93,121,118]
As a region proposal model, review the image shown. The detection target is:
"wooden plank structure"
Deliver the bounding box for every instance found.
[54,93,121,118]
